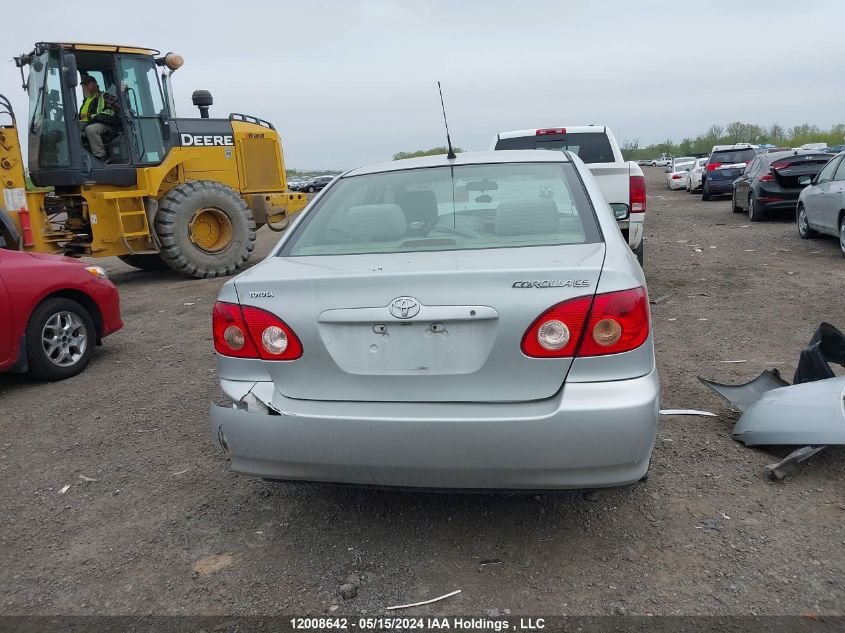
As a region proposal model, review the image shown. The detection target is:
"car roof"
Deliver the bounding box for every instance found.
[344,150,571,177]
[495,126,607,139]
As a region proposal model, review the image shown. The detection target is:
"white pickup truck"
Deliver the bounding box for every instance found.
[490,126,646,263]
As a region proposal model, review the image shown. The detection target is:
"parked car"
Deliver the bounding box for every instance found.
[796,152,845,255]
[302,175,335,193]
[287,179,305,191]
[731,151,831,221]
[824,145,845,154]
[666,158,696,190]
[685,157,709,193]
[701,144,758,200]
[490,126,647,263]
[210,150,659,490]
[655,157,671,167]
[0,249,123,379]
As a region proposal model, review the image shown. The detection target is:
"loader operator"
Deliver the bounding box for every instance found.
[79,75,120,163]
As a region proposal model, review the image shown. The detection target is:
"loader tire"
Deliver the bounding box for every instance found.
[118,254,169,271]
[154,181,256,279]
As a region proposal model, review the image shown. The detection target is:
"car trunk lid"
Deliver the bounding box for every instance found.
[234,244,605,402]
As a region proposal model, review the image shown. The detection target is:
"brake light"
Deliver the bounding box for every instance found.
[521,296,592,357]
[671,174,682,179]
[771,160,790,170]
[630,175,646,213]
[212,301,303,360]
[706,163,722,171]
[521,288,650,358]
[758,172,774,182]
[577,287,650,357]
[536,128,566,136]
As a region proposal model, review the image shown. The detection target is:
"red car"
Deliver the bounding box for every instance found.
[0,249,123,380]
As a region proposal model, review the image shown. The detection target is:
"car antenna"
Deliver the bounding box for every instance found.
[437,81,457,160]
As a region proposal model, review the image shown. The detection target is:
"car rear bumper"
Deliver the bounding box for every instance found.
[705,179,735,194]
[209,369,660,490]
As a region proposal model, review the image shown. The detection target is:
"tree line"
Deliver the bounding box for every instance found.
[392,146,464,161]
[621,122,845,160]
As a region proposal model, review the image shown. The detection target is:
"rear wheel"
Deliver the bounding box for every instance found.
[732,190,743,213]
[747,194,764,222]
[702,182,711,201]
[797,205,817,239]
[839,216,845,257]
[118,254,169,271]
[154,181,256,279]
[307,186,315,193]
[25,297,96,380]
[633,240,644,265]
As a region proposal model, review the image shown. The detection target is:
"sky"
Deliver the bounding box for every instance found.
[4,0,845,170]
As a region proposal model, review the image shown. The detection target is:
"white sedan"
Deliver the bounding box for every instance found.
[666,160,695,190]
[684,158,709,193]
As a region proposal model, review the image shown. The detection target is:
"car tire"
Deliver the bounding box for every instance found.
[702,183,711,201]
[155,180,256,279]
[797,205,817,239]
[747,194,764,222]
[118,254,169,271]
[634,240,644,266]
[839,216,845,257]
[731,191,743,213]
[25,297,96,381]
[308,186,315,193]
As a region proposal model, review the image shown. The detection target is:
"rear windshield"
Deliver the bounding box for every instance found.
[494,132,616,164]
[710,149,756,164]
[280,162,601,257]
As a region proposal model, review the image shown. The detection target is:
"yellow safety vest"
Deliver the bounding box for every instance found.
[80,94,113,123]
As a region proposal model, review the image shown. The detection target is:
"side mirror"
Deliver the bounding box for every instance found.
[63,54,78,88]
[798,175,812,186]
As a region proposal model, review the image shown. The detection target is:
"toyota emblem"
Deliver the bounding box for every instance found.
[389,296,421,319]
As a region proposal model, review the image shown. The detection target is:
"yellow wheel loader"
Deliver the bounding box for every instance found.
[0,42,307,277]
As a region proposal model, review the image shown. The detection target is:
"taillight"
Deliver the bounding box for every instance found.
[577,288,650,357]
[771,160,790,170]
[521,296,592,357]
[212,301,303,360]
[521,288,650,358]
[671,174,682,179]
[706,163,721,171]
[758,172,774,182]
[630,175,646,213]
[536,128,566,135]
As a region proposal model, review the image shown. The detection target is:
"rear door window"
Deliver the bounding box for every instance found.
[834,158,845,181]
[495,132,615,163]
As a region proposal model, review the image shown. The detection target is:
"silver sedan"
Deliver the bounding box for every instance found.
[209,150,659,490]
[797,152,845,256]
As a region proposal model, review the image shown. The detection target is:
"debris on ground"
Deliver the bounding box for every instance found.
[192,553,234,577]
[339,583,357,600]
[701,323,845,479]
[386,589,461,610]
[479,558,503,569]
[58,485,70,494]
[77,475,97,482]
[650,294,671,305]
[660,409,716,417]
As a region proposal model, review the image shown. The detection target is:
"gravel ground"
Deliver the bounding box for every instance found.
[1,170,844,617]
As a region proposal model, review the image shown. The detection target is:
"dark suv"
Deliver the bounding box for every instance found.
[304,175,334,193]
[702,146,758,200]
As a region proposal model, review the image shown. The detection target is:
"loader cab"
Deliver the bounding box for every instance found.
[22,42,171,188]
